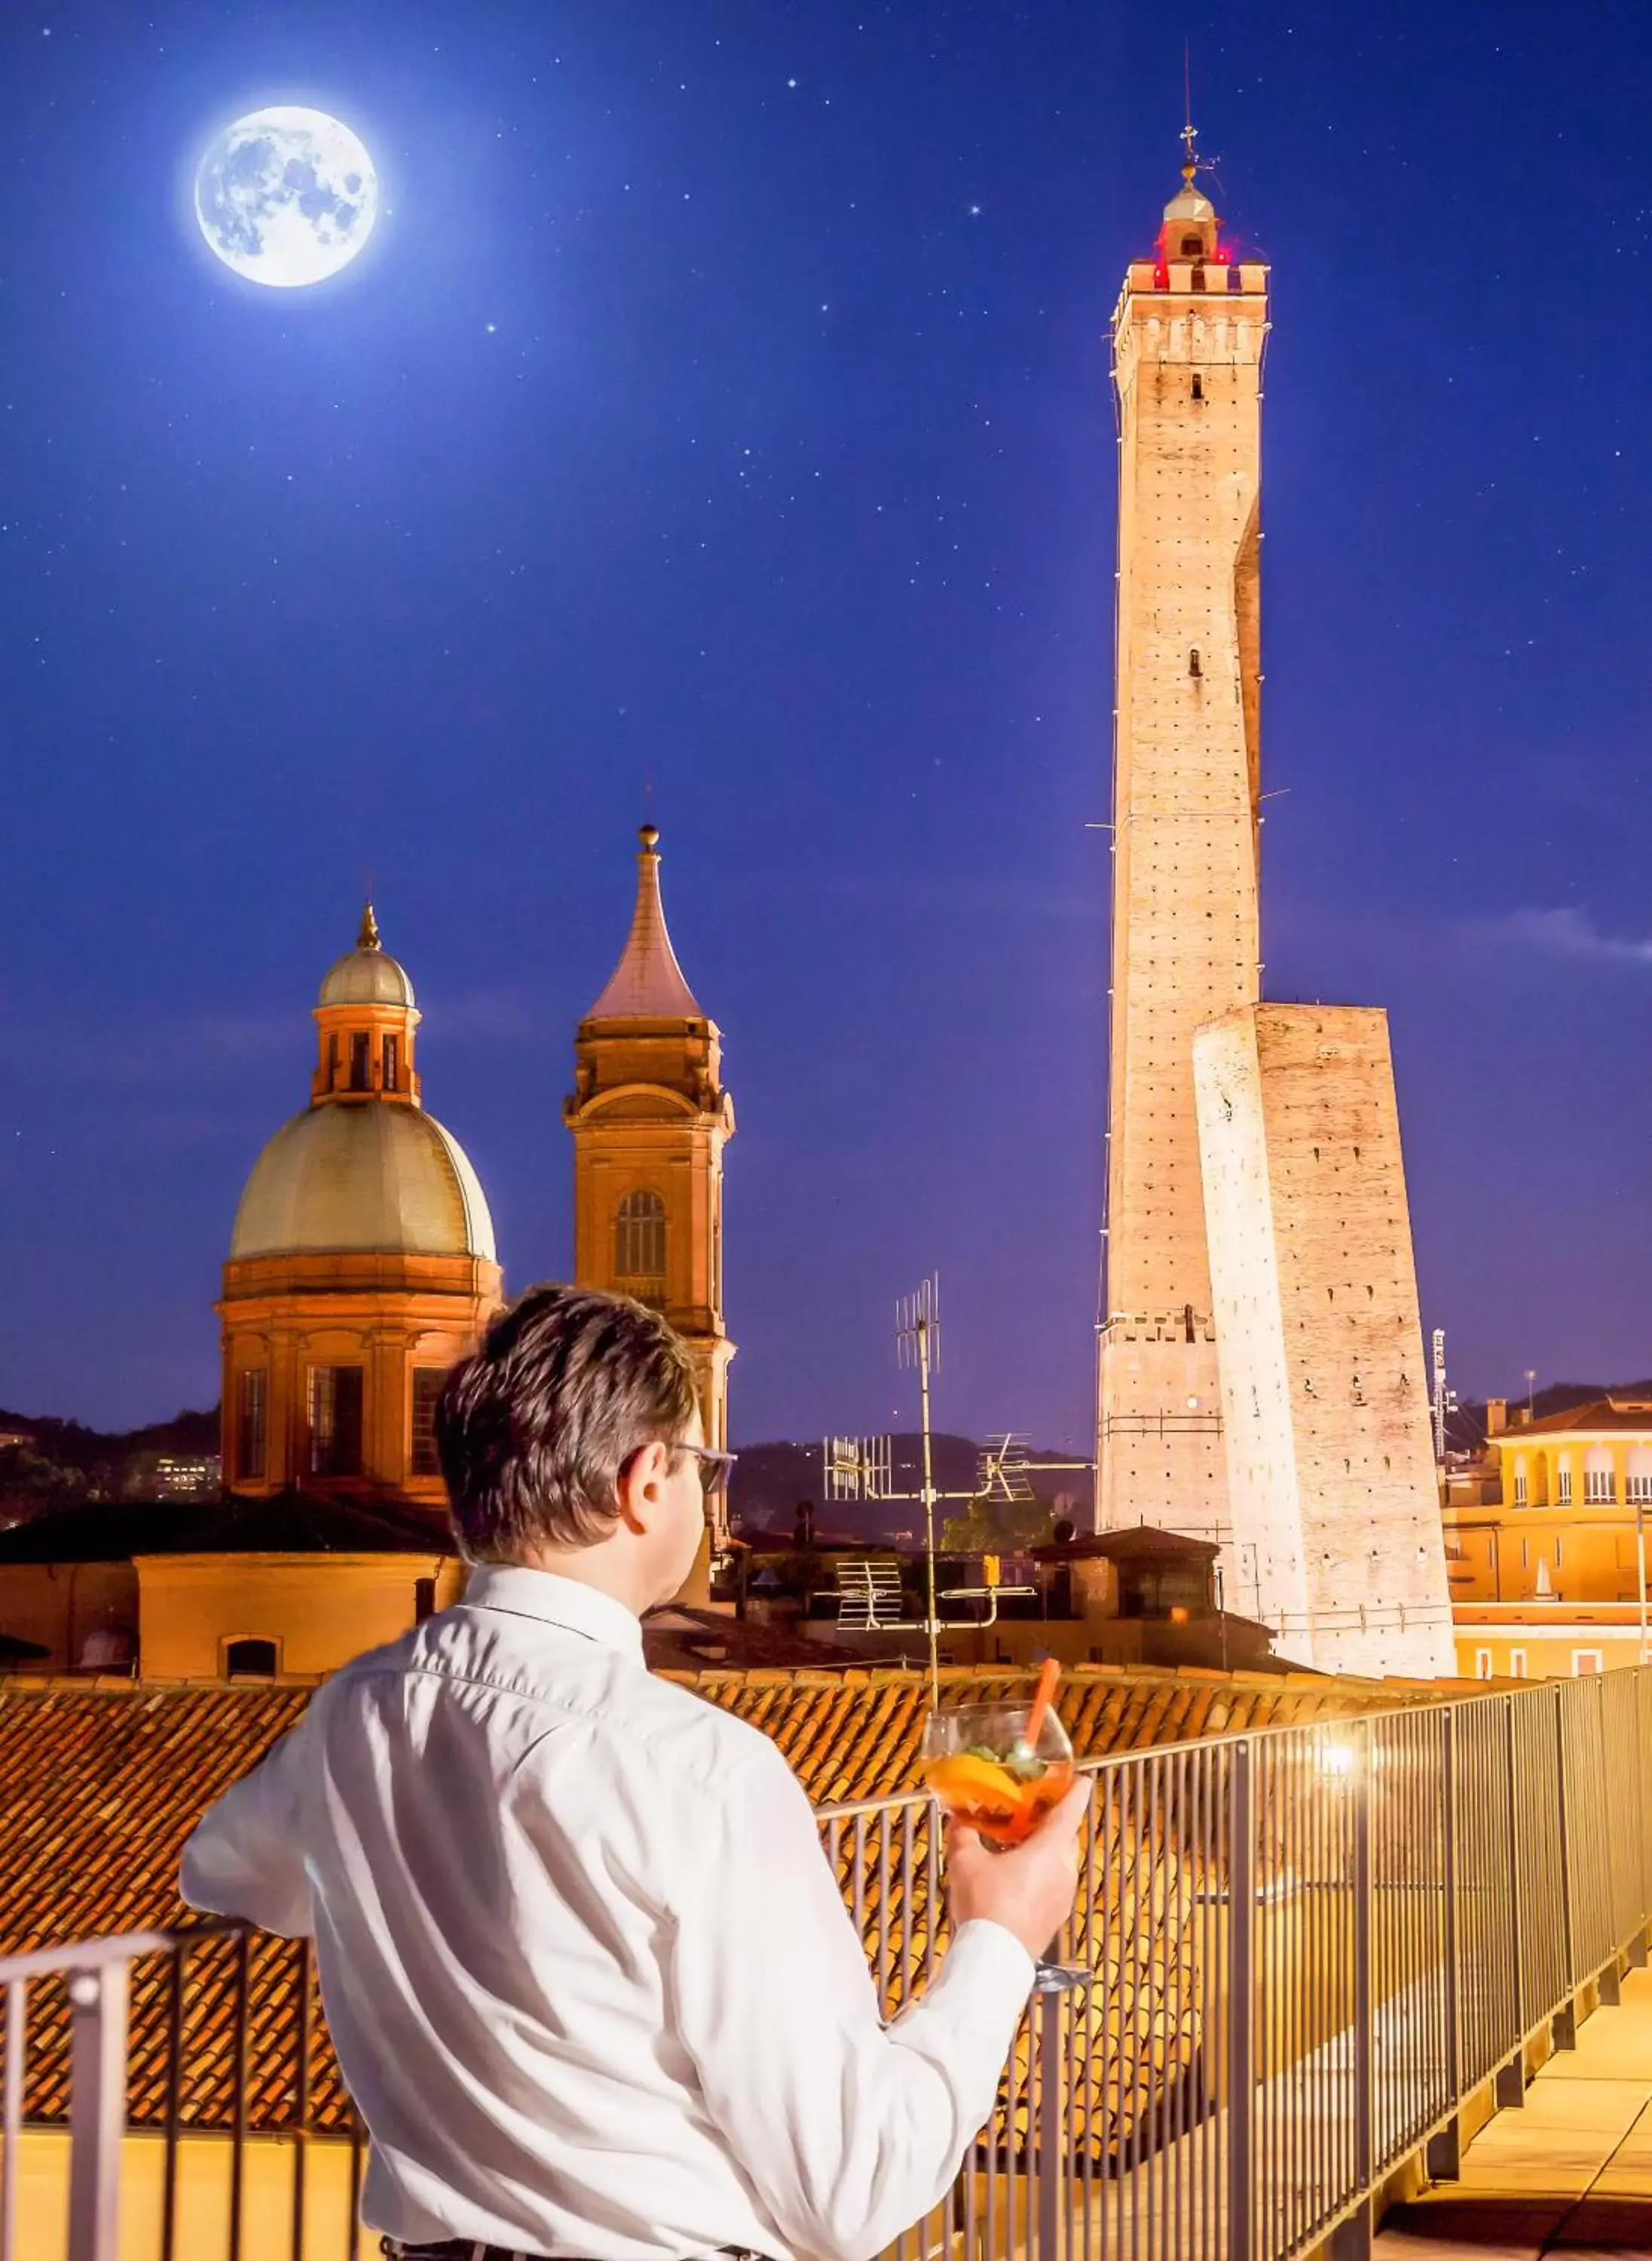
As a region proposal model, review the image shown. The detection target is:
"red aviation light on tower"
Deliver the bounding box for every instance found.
[1152,218,1231,290]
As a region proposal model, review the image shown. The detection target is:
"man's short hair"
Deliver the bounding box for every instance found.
[435,1283,700,1561]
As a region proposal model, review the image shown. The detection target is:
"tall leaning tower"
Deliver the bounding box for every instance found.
[1094,148,1454,1676]
[1096,156,1269,1549]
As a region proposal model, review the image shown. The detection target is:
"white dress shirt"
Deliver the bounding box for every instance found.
[180,1566,1033,2261]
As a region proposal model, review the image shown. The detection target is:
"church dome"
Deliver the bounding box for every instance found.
[230,1103,496,1263]
[317,905,416,1009]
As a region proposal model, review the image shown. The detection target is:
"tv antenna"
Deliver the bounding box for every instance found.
[1430,1328,1458,1465]
[821,1277,1066,1693]
[897,1276,944,1701]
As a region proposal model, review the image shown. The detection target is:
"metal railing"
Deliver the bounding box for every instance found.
[818,1669,1652,2261]
[5,1671,1650,2261]
[0,1916,367,2261]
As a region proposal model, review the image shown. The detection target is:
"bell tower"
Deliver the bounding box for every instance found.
[565,826,736,1542]
[1095,151,1270,1549]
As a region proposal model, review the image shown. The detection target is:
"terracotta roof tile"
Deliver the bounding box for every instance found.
[0,1660,1423,2135]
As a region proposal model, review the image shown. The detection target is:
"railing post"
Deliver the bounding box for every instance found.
[1351,1721,1375,2195]
[1032,1970,1085,2261]
[1329,1725,1377,2261]
[66,1961,128,2261]
[1441,1708,1461,2104]
[1427,1709,1464,2183]
[1504,1694,1525,2048]
[2,1978,26,2261]
[1553,1682,1577,2025]
[1228,1740,1256,2261]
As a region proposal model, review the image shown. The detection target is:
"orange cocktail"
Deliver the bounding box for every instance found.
[920,1693,1075,1847]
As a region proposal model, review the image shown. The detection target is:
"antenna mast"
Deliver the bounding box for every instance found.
[897,1275,942,1704]
[1430,1326,1458,1465]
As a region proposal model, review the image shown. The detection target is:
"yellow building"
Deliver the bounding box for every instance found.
[219,908,503,1513]
[566,825,735,1580]
[1446,1397,1652,1678]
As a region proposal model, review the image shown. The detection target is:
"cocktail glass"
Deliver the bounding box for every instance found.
[921,1699,1090,1990]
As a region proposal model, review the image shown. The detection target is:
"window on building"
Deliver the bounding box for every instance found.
[415,1577,437,1623]
[1191,373,1204,401]
[1189,647,1202,678]
[307,1365,364,1477]
[1510,1650,1528,1679]
[237,1368,268,1483]
[615,1189,667,1285]
[224,1638,278,1678]
[326,1033,339,1092]
[1475,1649,1493,1680]
[1572,1650,1604,1676]
[1630,1473,1652,1504]
[349,1032,371,1091]
[382,1033,399,1092]
[1558,1459,1573,1505]
[410,1368,444,1477]
[1513,1461,1528,1506]
[1585,1449,1616,1505]
[1180,234,1204,258]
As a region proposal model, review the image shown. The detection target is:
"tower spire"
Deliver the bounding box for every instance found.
[1182,41,1198,186]
[585,825,704,1020]
[357,902,381,953]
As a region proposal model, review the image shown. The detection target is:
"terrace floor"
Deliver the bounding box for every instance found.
[1378,1967,1652,2259]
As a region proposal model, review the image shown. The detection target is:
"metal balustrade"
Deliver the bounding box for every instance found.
[3,1672,1650,2260]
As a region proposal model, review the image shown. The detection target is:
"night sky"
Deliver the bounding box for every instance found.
[4,1,1650,1449]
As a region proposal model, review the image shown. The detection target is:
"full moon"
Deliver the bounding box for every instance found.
[194,107,378,289]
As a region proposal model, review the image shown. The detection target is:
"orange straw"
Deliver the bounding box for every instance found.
[1024,1655,1062,1749]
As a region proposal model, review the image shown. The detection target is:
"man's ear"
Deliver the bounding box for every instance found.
[615,1439,670,1534]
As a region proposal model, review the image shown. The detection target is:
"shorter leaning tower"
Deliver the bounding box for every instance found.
[564,827,736,1583]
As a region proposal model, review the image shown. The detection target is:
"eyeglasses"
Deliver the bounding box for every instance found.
[675,1443,738,1498]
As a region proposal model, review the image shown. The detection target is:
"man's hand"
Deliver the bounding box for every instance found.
[944,1776,1092,1963]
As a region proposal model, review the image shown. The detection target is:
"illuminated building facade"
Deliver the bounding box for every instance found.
[566,827,736,1589]
[1446,1397,1652,1678]
[219,908,503,1512]
[1096,155,1453,1675]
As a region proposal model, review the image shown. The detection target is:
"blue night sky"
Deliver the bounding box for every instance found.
[2,1,1650,1446]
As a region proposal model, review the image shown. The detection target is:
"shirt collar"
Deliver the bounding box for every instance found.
[462,1565,645,1658]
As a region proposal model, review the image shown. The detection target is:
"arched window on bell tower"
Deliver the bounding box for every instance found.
[615,1189,667,1291]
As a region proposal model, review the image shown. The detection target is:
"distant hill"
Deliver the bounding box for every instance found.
[0,1406,219,1473]
[0,1405,220,1518]
[729,1433,1093,1544]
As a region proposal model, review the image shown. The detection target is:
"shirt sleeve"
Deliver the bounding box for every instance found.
[178,1714,317,1939]
[668,1732,1034,2261]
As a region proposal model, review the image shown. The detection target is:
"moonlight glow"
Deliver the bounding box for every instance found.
[194,108,378,289]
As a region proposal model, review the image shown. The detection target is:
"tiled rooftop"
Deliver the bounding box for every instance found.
[0,1660,1445,2135]
[1497,1398,1652,1439]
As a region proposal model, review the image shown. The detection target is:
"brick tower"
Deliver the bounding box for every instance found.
[565,826,735,1592]
[1095,155,1269,1549]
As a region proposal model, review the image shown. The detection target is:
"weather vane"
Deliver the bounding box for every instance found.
[1180,43,1219,184]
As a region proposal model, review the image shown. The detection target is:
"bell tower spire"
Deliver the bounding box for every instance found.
[565,826,736,1589]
